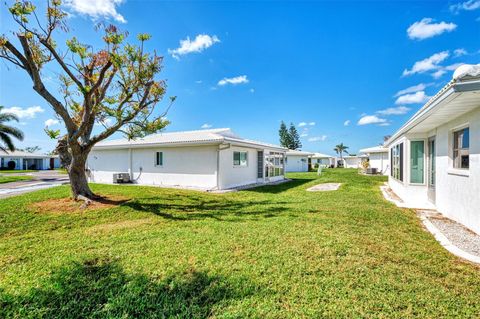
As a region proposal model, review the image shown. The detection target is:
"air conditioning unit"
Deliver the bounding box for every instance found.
[366,168,378,175]
[113,173,131,184]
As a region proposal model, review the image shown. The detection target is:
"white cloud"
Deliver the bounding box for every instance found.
[300,133,308,137]
[403,51,449,76]
[299,121,315,127]
[431,63,466,79]
[357,115,388,126]
[44,118,59,127]
[394,83,429,97]
[432,69,447,79]
[168,34,220,59]
[450,0,480,13]
[343,120,350,126]
[249,88,255,93]
[201,123,212,129]
[308,135,327,142]
[407,18,456,40]
[2,106,44,119]
[395,91,430,104]
[217,75,248,86]
[376,106,411,116]
[454,48,468,57]
[65,0,126,23]
[195,80,203,84]
[95,118,113,127]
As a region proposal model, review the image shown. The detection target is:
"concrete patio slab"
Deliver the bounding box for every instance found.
[307,183,341,192]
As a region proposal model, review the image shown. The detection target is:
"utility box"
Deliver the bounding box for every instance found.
[366,168,378,175]
[113,173,131,183]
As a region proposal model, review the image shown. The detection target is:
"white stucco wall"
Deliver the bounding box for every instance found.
[434,108,480,234]
[368,152,388,174]
[286,155,308,172]
[87,146,218,189]
[343,157,361,168]
[218,145,259,189]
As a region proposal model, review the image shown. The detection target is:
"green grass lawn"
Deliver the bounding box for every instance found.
[0,169,479,318]
[0,175,33,184]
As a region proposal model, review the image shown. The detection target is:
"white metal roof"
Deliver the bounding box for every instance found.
[0,150,53,158]
[286,150,315,156]
[93,128,287,151]
[359,146,388,154]
[386,65,480,146]
[309,152,333,158]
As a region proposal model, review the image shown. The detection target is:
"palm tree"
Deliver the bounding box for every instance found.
[0,106,24,152]
[334,143,349,161]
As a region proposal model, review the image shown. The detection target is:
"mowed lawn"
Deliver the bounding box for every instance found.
[0,175,32,184]
[1,169,479,318]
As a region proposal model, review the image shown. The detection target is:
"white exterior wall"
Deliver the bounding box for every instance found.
[87,146,218,189]
[286,155,308,172]
[388,107,480,234]
[218,145,259,189]
[368,152,388,174]
[343,157,361,168]
[434,108,480,234]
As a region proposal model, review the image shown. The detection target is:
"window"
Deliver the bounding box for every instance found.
[453,127,469,169]
[155,151,163,166]
[391,142,403,181]
[410,141,424,184]
[265,152,284,177]
[233,151,248,166]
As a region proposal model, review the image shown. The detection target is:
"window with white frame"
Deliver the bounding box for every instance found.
[391,143,403,181]
[453,127,469,169]
[233,151,248,166]
[155,151,163,166]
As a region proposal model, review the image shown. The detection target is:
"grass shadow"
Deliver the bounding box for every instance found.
[122,196,291,221]
[0,257,253,318]
[244,178,314,194]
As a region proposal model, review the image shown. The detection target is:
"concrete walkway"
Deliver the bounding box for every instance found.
[0,171,69,199]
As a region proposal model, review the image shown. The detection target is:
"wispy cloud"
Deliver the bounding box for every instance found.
[249,88,255,93]
[407,18,456,40]
[300,133,308,137]
[169,34,220,59]
[308,135,327,142]
[201,123,212,129]
[454,48,468,57]
[65,0,126,23]
[218,75,248,86]
[343,120,350,126]
[357,115,388,126]
[432,63,466,79]
[44,118,60,127]
[403,51,449,76]
[376,106,411,115]
[395,91,430,105]
[299,121,315,127]
[394,83,430,97]
[2,106,44,119]
[450,0,480,13]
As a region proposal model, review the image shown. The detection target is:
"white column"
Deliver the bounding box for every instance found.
[128,148,133,180]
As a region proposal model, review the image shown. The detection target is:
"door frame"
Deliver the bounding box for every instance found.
[427,136,436,204]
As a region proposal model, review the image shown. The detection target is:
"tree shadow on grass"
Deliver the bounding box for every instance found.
[244,178,315,194]
[123,196,291,221]
[0,257,254,318]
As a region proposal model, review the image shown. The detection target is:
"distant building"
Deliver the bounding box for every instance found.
[360,146,389,174]
[285,150,314,172]
[0,150,60,170]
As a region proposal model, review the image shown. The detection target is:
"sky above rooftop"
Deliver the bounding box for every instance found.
[1,0,479,155]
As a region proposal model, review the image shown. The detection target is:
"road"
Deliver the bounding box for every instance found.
[0,170,70,199]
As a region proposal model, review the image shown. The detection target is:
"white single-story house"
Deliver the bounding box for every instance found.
[309,153,334,168]
[87,128,287,191]
[360,146,389,174]
[340,155,366,168]
[0,150,60,170]
[385,64,480,234]
[285,150,314,172]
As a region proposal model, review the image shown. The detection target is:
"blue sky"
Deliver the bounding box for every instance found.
[1,0,479,155]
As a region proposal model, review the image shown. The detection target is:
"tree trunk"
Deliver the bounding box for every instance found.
[68,150,95,200]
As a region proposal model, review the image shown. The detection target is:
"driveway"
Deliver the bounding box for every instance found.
[0,170,70,198]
